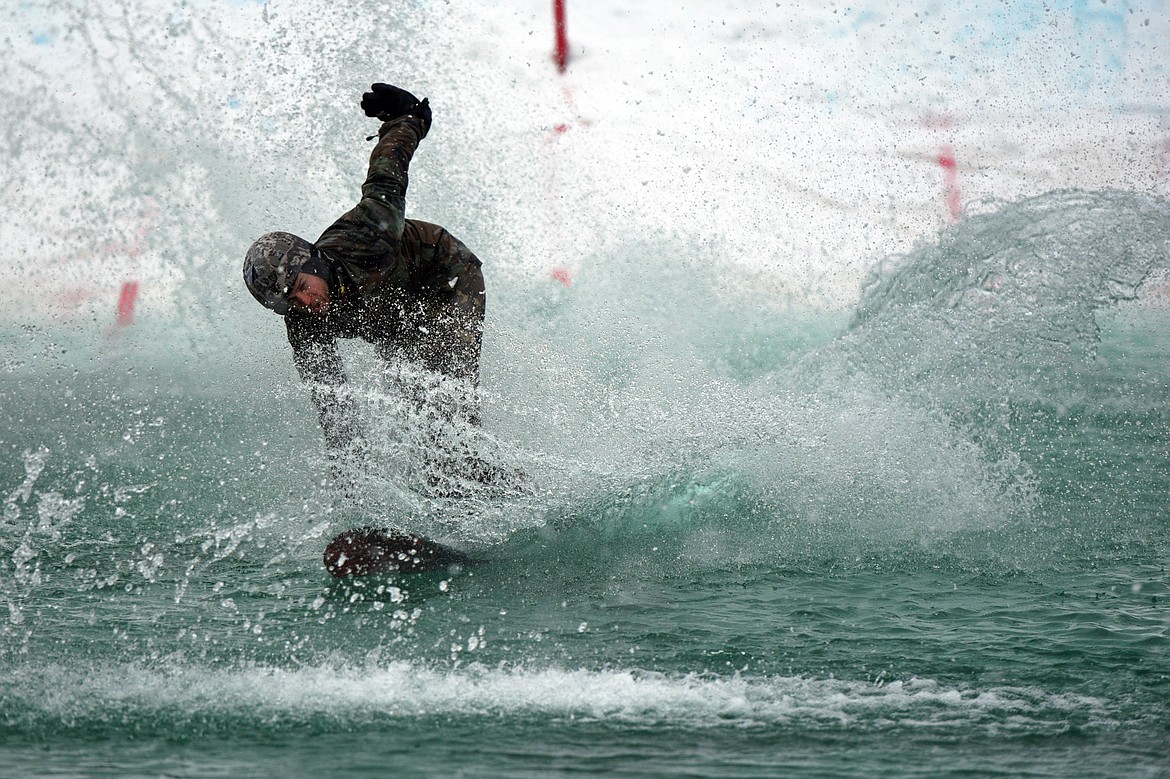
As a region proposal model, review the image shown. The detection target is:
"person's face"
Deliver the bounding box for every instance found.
[288,272,330,315]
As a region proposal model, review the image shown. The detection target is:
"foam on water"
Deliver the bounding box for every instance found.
[1,662,1112,736]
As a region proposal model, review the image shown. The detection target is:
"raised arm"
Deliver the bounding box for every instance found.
[360,110,429,224]
[316,88,432,266]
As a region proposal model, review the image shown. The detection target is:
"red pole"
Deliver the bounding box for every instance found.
[117,281,140,326]
[938,145,962,223]
[553,0,569,73]
[548,0,574,285]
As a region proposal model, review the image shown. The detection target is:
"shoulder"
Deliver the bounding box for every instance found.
[403,219,448,244]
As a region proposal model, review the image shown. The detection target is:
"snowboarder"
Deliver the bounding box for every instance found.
[242,84,485,479]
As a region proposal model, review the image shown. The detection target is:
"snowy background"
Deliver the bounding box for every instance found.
[2,0,1168,327]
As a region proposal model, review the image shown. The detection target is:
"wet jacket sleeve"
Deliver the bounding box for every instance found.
[285,315,366,460]
[315,114,428,265]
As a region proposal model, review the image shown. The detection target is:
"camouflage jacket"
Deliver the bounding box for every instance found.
[285,113,485,458]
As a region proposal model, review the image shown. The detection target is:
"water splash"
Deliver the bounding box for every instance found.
[0,661,1113,737]
[839,190,1170,406]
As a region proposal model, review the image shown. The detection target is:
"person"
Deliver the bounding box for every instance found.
[242,84,486,484]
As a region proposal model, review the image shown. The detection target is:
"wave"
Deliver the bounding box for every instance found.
[0,662,1113,737]
[835,189,1170,405]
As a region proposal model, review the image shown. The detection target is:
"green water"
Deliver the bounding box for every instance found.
[2,193,1170,777]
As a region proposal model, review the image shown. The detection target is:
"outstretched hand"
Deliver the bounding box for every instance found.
[362,83,420,120]
[361,83,432,138]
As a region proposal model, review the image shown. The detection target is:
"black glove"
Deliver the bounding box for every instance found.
[361,83,420,121]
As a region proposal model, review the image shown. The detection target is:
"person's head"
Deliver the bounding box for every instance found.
[242,232,331,316]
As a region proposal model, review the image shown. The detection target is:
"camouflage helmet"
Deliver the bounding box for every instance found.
[242,232,314,315]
